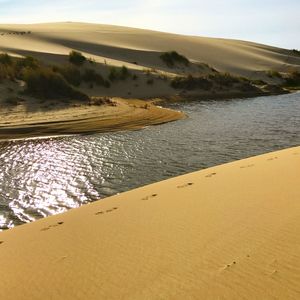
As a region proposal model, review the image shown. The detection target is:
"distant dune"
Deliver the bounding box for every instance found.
[1,22,300,78]
[0,22,299,140]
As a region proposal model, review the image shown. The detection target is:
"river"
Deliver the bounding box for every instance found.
[0,92,299,229]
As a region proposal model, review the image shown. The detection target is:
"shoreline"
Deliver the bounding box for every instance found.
[0,146,299,299]
[0,98,186,142]
[0,90,294,142]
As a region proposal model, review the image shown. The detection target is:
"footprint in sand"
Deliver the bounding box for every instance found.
[224,261,237,270]
[240,164,255,169]
[267,157,278,161]
[293,152,299,155]
[0,241,4,245]
[95,207,118,215]
[40,227,50,231]
[141,194,158,200]
[40,221,64,231]
[205,172,217,178]
[177,182,194,189]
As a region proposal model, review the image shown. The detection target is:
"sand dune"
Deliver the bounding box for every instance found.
[0,146,299,299]
[1,22,300,78]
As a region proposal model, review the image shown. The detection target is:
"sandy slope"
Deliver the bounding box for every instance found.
[0,146,299,299]
[1,22,300,78]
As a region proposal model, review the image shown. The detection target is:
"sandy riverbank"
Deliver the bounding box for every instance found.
[0,98,185,141]
[0,146,299,299]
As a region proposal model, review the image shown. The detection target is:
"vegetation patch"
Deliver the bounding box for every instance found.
[146,78,154,85]
[0,53,13,65]
[266,70,282,78]
[208,73,241,87]
[160,51,190,68]
[171,75,212,90]
[69,51,86,66]
[83,68,110,87]
[23,67,88,101]
[292,49,300,56]
[284,71,300,87]
[53,64,82,87]
[108,66,130,81]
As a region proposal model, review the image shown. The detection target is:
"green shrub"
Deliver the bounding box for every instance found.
[5,97,19,106]
[208,73,240,87]
[292,49,300,56]
[160,51,189,68]
[284,71,300,87]
[250,79,266,85]
[69,51,86,66]
[82,68,110,88]
[108,66,130,81]
[87,57,96,64]
[23,67,88,100]
[0,53,13,65]
[146,78,154,85]
[171,75,212,90]
[16,56,39,71]
[0,64,15,81]
[266,70,282,78]
[120,66,129,79]
[53,64,81,87]
[83,68,102,84]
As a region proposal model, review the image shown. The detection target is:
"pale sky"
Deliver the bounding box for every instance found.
[0,0,299,49]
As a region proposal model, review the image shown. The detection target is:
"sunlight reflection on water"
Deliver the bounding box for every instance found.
[0,92,300,229]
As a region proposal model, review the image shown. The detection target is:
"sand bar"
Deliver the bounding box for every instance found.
[0,98,185,141]
[0,146,299,299]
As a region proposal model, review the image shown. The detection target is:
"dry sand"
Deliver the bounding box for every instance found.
[0,146,299,299]
[1,22,300,80]
[0,98,185,140]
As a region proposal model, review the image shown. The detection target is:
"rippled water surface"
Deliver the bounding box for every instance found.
[1,92,300,229]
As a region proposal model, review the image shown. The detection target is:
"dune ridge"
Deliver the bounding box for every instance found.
[1,22,300,77]
[0,146,299,299]
[0,22,299,140]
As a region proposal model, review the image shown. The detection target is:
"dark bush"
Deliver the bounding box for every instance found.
[53,64,81,87]
[69,51,86,66]
[146,78,154,85]
[284,71,300,87]
[160,51,189,68]
[108,66,130,81]
[0,64,15,81]
[171,75,212,90]
[82,68,110,88]
[0,53,13,65]
[82,68,103,84]
[292,49,300,56]
[266,70,282,78]
[208,73,240,87]
[250,79,266,85]
[23,67,88,100]
[16,56,39,71]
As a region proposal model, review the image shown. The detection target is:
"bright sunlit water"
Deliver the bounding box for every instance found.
[1,92,300,229]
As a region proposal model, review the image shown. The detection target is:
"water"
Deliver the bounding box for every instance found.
[1,92,300,229]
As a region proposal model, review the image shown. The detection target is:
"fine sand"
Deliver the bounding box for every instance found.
[0,146,299,299]
[0,98,185,140]
[1,22,300,79]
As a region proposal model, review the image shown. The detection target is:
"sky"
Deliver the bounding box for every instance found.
[0,0,299,49]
